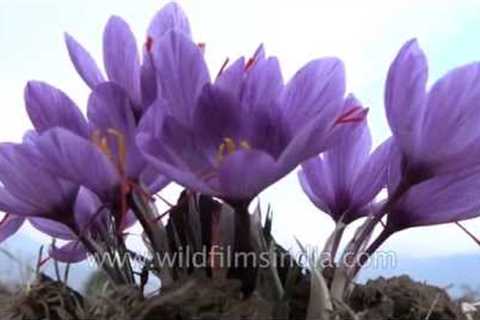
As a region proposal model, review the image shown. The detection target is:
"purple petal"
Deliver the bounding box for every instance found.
[137,132,214,195]
[350,137,394,210]
[153,30,210,124]
[385,39,427,159]
[34,128,120,201]
[139,165,170,194]
[49,241,87,263]
[193,84,244,154]
[147,2,191,40]
[29,217,76,240]
[64,33,105,89]
[390,166,480,230]
[103,16,142,106]
[0,143,78,216]
[241,57,283,109]
[215,57,245,98]
[299,158,334,215]
[325,111,371,195]
[24,81,88,137]
[282,58,345,132]
[0,188,40,216]
[0,214,24,243]
[140,53,157,109]
[74,187,102,233]
[218,149,279,200]
[87,82,143,177]
[420,62,480,161]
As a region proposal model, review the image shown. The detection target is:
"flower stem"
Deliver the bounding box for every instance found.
[227,199,257,296]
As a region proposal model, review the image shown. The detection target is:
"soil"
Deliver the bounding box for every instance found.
[1,274,479,319]
[349,275,479,320]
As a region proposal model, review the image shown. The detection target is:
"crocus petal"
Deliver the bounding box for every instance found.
[0,214,24,243]
[385,39,427,159]
[64,33,105,89]
[299,158,334,215]
[0,143,78,215]
[49,241,87,263]
[147,2,191,40]
[103,16,142,106]
[325,116,371,195]
[87,82,143,177]
[193,84,244,154]
[74,187,102,233]
[241,57,283,109]
[350,137,394,210]
[24,81,88,137]
[217,149,279,200]
[215,57,245,98]
[137,133,215,195]
[140,53,157,109]
[34,128,120,201]
[0,188,40,216]
[153,30,210,124]
[30,217,76,240]
[139,165,170,194]
[389,166,480,230]
[282,58,345,132]
[419,62,480,161]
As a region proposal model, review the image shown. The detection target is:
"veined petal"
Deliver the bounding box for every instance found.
[241,57,283,110]
[218,149,279,200]
[299,157,334,215]
[215,57,245,99]
[30,217,76,240]
[34,128,120,201]
[87,82,143,177]
[350,137,394,210]
[389,166,480,230]
[0,214,24,243]
[64,33,105,89]
[153,30,210,124]
[420,62,480,161]
[24,81,88,137]
[385,39,427,159]
[282,58,345,131]
[147,2,191,40]
[49,241,87,263]
[103,16,142,106]
[137,133,214,195]
[74,187,103,234]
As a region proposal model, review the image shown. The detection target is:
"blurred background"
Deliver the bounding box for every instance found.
[1,0,480,293]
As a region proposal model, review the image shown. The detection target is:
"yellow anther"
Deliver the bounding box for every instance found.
[223,138,236,154]
[239,140,251,150]
[215,137,251,165]
[91,129,128,176]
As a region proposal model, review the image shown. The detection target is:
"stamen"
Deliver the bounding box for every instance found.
[223,138,236,154]
[215,138,251,165]
[92,130,113,161]
[107,129,127,175]
[239,140,251,150]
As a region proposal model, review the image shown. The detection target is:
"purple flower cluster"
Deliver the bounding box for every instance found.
[1,2,480,292]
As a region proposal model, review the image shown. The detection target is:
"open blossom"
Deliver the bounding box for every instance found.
[385,39,480,191]
[381,39,480,232]
[299,96,393,224]
[137,29,347,201]
[64,2,191,113]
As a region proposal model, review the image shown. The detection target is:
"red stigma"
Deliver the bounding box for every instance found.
[198,42,206,50]
[244,57,256,71]
[335,106,367,124]
[145,36,153,52]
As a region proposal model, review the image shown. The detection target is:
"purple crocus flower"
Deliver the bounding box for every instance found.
[64,2,191,114]
[385,39,480,192]
[24,80,168,195]
[137,30,347,202]
[299,96,393,224]
[0,138,87,240]
[352,40,480,269]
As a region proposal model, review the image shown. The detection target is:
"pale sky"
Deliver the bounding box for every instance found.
[1,0,480,258]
